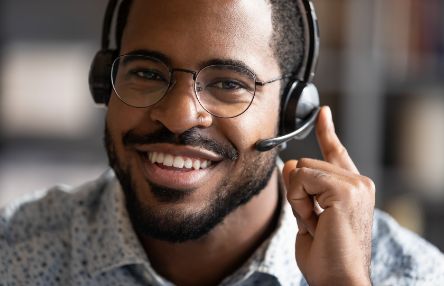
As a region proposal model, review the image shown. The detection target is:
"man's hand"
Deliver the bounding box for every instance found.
[283,106,375,286]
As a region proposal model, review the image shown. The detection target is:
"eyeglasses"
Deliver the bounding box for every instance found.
[111,54,291,118]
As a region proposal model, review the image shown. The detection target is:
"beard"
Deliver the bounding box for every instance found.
[105,124,278,243]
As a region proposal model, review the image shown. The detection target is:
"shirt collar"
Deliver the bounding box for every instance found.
[259,158,300,279]
[221,158,303,285]
[256,195,302,283]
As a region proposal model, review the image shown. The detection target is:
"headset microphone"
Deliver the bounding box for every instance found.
[255,0,321,152]
[255,84,320,152]
[255,107,319,152]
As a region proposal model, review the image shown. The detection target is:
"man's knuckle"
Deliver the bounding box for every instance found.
[328,144,348,160]
[314,170,328,179]
[297,167,310,176]
[366,178,376,193]
[359,176,376,192]
[345,181,359,195]
[298,158,310,167]
[343,185,357,200]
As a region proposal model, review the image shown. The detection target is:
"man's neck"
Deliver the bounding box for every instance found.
[139,169,280,286]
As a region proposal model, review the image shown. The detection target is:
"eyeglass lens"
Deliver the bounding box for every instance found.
[111,55,257,118]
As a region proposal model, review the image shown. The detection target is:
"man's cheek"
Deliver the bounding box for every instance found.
[237,112,279,144]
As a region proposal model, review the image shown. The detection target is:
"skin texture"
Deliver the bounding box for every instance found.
[106,0,375,285]
[283,107,375,285]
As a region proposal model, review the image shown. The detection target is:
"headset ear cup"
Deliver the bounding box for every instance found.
[280,81,320,134]
[281,80,305,133]
[89,49,118,105]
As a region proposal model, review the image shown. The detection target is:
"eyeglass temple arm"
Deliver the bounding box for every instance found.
[255,73,296,86]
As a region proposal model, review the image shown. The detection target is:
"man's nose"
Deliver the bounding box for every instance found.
[149,75,212,134]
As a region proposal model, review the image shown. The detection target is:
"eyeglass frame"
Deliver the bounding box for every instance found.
[110,53,294,118]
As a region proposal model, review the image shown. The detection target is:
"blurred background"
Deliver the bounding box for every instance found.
[1,0,443,250]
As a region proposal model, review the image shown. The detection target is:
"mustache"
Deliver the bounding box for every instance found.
[123,127,239,161]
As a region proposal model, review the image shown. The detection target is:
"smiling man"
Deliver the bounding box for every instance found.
[1,0,444,285]
[106,0,284,247]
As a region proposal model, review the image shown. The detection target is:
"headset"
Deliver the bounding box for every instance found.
[89,0,320,152]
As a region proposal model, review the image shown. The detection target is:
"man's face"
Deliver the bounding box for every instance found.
[105,0,282,242]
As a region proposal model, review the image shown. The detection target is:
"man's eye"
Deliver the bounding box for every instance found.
[130,69,166,81]
[210,80,245,90]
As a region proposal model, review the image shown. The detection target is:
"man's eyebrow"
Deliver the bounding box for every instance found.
[199,59,256,75]
[122,49,257,76]
[123,49,173,66]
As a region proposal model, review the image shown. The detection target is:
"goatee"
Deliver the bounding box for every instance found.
[104,125,278,243]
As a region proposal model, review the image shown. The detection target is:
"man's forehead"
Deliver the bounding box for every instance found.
[123,0,278,74]
[126,0,273,38]
[129,0,271,17]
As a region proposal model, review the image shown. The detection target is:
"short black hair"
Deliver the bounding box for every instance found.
[115,0,304,77]
[268,0,305,76]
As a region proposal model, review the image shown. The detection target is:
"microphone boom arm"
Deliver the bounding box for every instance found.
[255,107,320,152]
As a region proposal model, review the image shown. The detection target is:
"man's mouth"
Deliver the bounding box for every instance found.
[147,152,213,170]
[135,146,223,190]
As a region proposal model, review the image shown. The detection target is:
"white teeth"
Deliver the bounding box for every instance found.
[164,154,174,167]
[156,153,164,164]
[193,160,201,170]
[151,152,157,163]
[147,152,212,170]
[173,156,185,168]
[184,158,193,169]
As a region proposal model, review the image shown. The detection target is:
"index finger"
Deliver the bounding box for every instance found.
[283,159,298,188]
[316,106,359,174]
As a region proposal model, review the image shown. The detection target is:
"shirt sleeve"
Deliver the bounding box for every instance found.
[371,210,444,285]
[0,213,10,284]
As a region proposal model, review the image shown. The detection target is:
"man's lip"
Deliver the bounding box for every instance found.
[132,143,224,162]
[138,152,219,190]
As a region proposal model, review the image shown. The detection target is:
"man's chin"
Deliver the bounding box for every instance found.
[145,181,195,204]
[124,181,227,243]
[113,159,276,242]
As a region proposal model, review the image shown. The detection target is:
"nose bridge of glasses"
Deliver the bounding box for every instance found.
[168,68,198,93]
[171,68,198,80]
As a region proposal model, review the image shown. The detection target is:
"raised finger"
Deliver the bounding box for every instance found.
[283,160,298,188]
[316,106,359,174]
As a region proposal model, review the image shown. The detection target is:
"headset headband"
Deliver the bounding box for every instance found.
[102,0,119,50]
[100,0,319,84]
[300,0,320,83]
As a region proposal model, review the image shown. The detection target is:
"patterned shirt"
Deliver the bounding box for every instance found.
[1,169,444,285]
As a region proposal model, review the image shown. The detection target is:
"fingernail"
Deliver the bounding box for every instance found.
[326,105,332,118]
[325,106,334,129]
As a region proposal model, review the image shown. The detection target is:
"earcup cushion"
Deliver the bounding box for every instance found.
[89,49,118,105]
[280,80,320,134]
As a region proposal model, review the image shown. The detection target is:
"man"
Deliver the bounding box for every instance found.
[1,0,443,285]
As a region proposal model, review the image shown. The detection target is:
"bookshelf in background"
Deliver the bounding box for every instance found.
[380,0,444,250]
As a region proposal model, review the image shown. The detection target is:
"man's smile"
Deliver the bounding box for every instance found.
[148,152,213,170]
[134,144,224,190]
